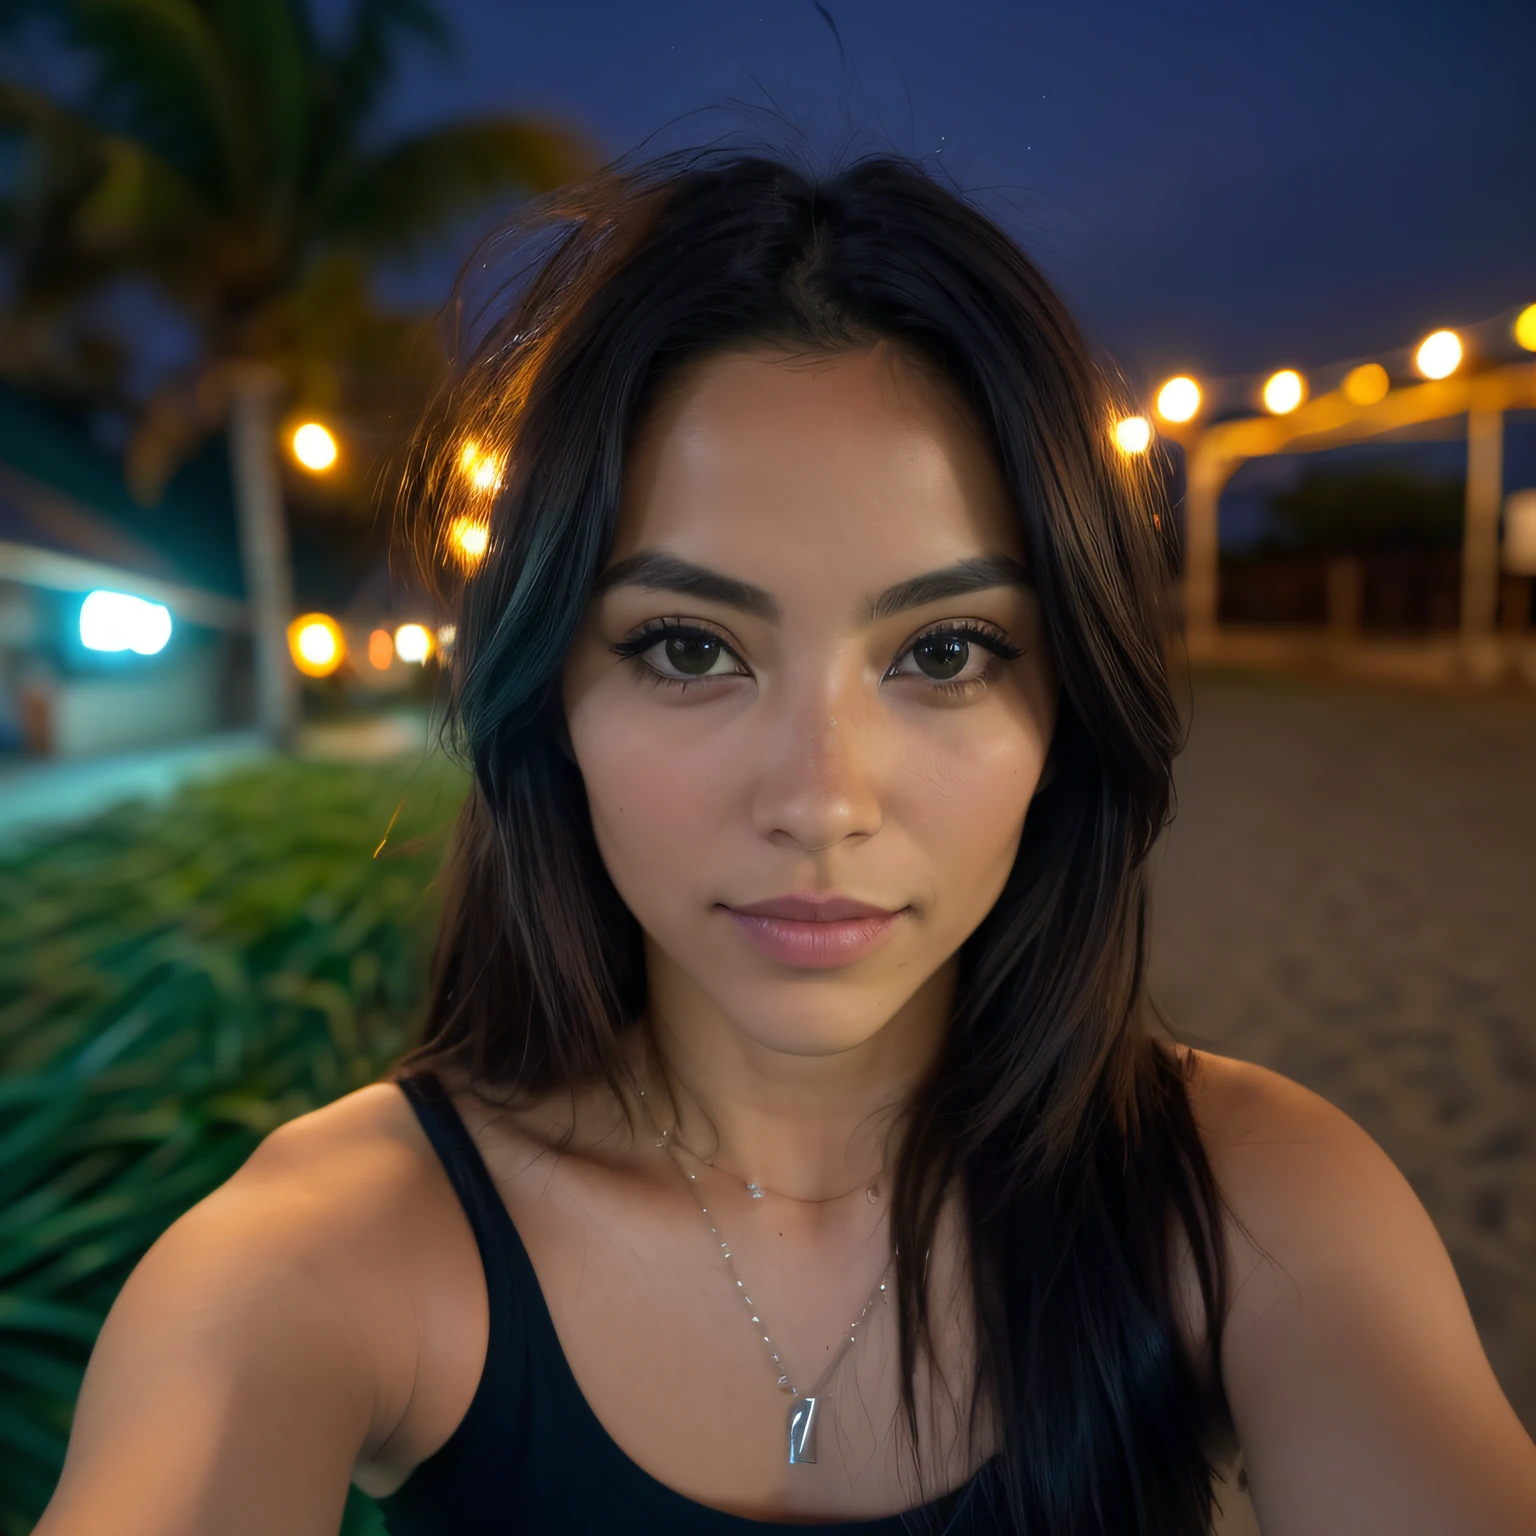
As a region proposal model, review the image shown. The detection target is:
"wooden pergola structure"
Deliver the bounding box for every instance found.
[1163,359,1536,658]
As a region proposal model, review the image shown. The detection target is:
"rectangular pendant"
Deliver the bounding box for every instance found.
[788,1395,819,1464]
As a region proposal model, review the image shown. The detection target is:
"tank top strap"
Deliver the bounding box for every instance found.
[394,1071,585,1398]
[390,1071,543,1459]
[395,1071,522,1269]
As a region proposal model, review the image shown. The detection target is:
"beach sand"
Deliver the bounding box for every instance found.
[1151,667,1536,1458]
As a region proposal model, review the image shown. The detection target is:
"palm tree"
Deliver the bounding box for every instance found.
[0,0,597,745]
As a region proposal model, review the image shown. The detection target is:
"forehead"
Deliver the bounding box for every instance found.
[608,343,1024,594]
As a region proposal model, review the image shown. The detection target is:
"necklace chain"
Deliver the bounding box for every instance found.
[636,1085,892,1402]
[663,1123,882,1206]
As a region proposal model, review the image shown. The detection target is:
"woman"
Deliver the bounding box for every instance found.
[37,145,1536,1536]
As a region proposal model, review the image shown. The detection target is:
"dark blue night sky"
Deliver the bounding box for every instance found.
[368,0,1535,398]
[6,0,1534,538]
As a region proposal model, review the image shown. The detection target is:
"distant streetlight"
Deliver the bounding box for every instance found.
[288,613,344,676]
[1155,376,1201,423]
[292,421,338,472]
[1415,329,1462,380]
[1113,415,1152,454]
[1262,369,1306,415]
[1342,363,1390,406]
[367,629,394,670]
[394,623,433,664]
[450,515,491,564]
[1515,304,1536,353]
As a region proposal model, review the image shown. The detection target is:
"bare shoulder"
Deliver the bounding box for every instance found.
[1175,1046,1375,1210]
[36,1080,475,1534]
[1175,1046,1460,1300]
[218,1080,461,1342]
[237,1078,488,1446]
[1171,1046,1536,1536]
[244,1076,445,1217]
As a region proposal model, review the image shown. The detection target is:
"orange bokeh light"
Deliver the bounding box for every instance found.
[286,613,344,678]
[450,516,490,563]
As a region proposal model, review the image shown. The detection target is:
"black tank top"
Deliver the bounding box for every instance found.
[375,1071,1002,1534]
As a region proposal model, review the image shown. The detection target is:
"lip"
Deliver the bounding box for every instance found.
[719,893,907,970]
[729,893,901,921]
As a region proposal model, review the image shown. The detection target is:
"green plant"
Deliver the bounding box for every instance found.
[0,754,468,1533]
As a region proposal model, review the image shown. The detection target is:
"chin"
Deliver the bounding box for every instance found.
[701,976,922,1059]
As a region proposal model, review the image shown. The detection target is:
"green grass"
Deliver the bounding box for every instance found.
[0,754,469,1534]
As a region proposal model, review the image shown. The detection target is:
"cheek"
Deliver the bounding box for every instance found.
[897,710,1047,910]
[569,692,733,904]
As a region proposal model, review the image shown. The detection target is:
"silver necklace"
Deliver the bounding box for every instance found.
[636,1084,893,1465]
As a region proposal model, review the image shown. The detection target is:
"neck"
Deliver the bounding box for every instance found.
[629,950,956,1205]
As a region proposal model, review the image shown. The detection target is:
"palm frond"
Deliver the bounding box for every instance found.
[0,78,214,311]
[54,0,253,209]
[325,0,450,146]
[202,0,317,210]
[316,114,597,256]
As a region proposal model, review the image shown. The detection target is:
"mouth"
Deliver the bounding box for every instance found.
[717,893,908,970]
[729,894,901,922]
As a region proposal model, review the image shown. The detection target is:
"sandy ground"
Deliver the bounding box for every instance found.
[1150,667,1536,1448]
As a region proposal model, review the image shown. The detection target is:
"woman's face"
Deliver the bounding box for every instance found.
[561,341,1057,1058]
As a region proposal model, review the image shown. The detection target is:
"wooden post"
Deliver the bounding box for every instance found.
[1460,405,1503,640]
[1181,443,1232,652]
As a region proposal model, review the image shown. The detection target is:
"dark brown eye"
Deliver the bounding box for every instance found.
[663,634,723,676]
[911,635,970,680]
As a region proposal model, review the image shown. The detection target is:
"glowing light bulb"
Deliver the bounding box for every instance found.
[367,629,394,670]
[1513,304,1536,353]
[1155,376,1201,423]
[292,422,338,471]
[459,440,504,492]
[287,613,344,677]
[450,516,490,562]
[1342,363,1389,406]
[1113,415,1152,454]
[1415,329,1461,379]
[394,623,432,664]
[1262,370,1306,415]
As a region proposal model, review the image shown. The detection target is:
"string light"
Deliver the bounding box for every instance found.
[1512,304,1536,353]
[1262,370,1306,415]
[1113,415,1152,454]
[1342,363,1389,406]
[1415,329,1462,380]
[450,515,490,564]
[1155,376,1201,423]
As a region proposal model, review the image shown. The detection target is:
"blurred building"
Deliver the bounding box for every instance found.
[0,387,250,759]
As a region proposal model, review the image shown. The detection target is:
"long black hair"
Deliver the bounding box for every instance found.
[391,137,1232,1534]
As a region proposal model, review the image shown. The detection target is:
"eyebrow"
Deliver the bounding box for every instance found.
[592,550,1031,626]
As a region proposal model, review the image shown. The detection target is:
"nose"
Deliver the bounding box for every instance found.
[749,668,884,853]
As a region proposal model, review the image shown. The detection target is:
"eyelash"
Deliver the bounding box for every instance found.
[609,617,1025,699]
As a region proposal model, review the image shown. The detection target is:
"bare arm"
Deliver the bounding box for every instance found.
[33,1099,421,1536]
[1203,1057,1536,1535]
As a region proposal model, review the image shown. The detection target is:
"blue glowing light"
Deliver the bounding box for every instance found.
[79,590,173,655]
